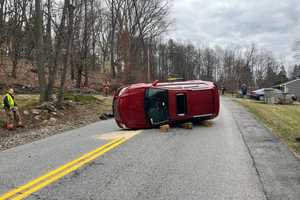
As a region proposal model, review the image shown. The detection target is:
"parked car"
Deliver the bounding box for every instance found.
[113,80,220,129]
[250,88,283,100]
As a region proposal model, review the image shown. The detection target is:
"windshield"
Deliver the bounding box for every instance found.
[145,88,169,126]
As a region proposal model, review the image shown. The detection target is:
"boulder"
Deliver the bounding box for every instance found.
[31,109,42,115]
[49,117,57,123]
[36,102,57,112]
[23,110,30,115]
[48,117,57,126]
[34,115,41,121]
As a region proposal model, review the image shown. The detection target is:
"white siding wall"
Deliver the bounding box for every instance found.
[286,80,300,99]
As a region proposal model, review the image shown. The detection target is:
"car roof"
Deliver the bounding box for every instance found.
[253,88,282,92]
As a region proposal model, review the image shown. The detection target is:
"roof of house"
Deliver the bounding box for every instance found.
[276,78,300,87]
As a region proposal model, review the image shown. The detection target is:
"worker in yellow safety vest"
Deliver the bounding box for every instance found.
[1,88,23,128]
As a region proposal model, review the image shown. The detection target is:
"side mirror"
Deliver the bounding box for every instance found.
[152,80,159,86]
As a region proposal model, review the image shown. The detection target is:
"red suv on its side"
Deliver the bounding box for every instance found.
[113,80,220,129]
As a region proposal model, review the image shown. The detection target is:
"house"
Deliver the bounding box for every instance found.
[274,78,300,100]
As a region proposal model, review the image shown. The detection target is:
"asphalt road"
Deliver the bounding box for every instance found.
[0,98,299,200]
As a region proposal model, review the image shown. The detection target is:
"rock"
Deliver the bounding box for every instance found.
[49,117,57,122]
[42,120,48,124]
[160,124,170,133]
[52,112,57,116]
[99,113,114,120]
[99,114,108,120]
[31,109,42,115]
[36,102,57,112]
[65,100,75,106]
[23,110,30,115]
[49,117,57,125]
[34,115,41,121]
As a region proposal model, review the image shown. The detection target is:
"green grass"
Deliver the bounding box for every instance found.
[235,99,300,155]
[15,95,40,109]
[0,93,101,109]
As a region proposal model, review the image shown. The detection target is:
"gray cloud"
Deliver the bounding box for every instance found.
[167,0,300,64]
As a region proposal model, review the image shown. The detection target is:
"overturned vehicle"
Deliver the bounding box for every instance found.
[113,80,220,129]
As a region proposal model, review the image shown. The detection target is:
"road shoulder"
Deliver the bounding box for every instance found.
[224,98,300,200]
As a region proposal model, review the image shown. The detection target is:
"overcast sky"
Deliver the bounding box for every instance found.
[167,0,300,65]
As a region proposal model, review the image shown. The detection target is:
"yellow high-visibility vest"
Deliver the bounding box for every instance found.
[1,93,15,110]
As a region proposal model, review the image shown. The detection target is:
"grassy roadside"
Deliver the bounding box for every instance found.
[234,99,300,155]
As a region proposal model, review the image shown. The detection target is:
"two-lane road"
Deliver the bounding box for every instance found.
[0,99,298,200]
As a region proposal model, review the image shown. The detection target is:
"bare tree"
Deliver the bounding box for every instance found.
[57,0,75,106]
[34,0,47,102]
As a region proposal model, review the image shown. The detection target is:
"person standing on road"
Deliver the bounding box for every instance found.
[221,86,226,95]
[241,84,248,97]
[1,88,23,128]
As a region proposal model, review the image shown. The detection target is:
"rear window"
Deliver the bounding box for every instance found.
[176,94,187,115]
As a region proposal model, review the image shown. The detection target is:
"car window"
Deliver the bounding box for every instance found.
[176,94,187,115]
[145,88,169,125]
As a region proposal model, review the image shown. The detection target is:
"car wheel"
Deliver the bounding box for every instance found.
[259,96,264,101]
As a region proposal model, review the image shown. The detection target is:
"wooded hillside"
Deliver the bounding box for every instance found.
[0,0,297,104]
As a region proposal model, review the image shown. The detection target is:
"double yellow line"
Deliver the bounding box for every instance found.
[0,137,127,200]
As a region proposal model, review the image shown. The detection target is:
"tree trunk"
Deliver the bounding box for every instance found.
[83,0,89,87]
[0,0,5,59]
[34,0,47,103]
[76,67,82,88]
[57,0,75,107]
[45,0,54,101]
[110,0,116,77]
[11,51,18,78]
[47,0,68,101]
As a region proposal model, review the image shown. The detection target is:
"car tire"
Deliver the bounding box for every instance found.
[259,96,264,101]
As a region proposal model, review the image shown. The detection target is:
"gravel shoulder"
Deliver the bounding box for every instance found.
[224,98,300,200]
[0,95,113,151]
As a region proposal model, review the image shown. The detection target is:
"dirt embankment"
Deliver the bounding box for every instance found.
[0,57,114,94]
[0,94,113,151]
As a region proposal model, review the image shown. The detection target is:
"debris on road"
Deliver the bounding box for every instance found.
[99,112,114,120]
